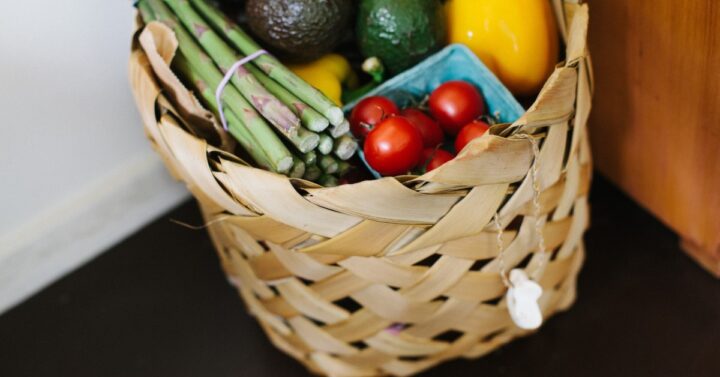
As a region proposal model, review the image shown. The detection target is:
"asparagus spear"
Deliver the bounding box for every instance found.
[189,0,346,126]
[246,64,330,132]
[289,158,306,178]
[143,0,293,172]
[317,134,334,155]
[289,127,320,153]
[137,0,155,21]
[319,155,339,174]
[329,119,350,138]
[140,1,273,168]
[303,151,317,166]
[319,175,339,187]
[303,164,322,181]
[163,0,301,138]
[172,54,272,170]
[337,161,352,177]
[334,134,359,161]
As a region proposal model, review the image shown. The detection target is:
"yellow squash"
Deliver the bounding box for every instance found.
[446,0,559,96]
[288,54,358,106]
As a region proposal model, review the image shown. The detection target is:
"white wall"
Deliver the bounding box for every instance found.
[0,1,188,313]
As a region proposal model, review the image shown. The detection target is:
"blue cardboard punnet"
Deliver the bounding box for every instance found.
[343,44,525,178]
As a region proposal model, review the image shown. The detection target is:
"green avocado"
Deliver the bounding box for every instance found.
[357,0,446,74]
[245,0,352,63]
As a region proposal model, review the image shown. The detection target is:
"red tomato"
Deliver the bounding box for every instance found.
[400,108,445,147]
[364,116,423,176]
[419,148,454,172]
[429,81,485,135]
[455,120,490,153]
[350,96,399,140]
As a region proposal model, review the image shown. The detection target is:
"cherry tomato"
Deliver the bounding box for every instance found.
[350,96,399,140]
[429,81,485,135]
[364,116,423,176]
[455,120,490,153]
[419,148,455,172]
[400,108,444,147]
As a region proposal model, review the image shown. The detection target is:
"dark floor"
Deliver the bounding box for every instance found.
[1,174,718,377]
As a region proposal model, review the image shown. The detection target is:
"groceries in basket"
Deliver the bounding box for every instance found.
[135,0,558,185]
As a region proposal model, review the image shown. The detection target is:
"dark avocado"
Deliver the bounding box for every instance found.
[357,0,446,74]
[245,0,352,63]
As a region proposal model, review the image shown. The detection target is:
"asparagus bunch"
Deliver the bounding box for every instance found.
[138,0,357,185]
[189,0,345,126]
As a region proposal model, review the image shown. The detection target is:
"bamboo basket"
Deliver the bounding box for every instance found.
[128,1,592,376]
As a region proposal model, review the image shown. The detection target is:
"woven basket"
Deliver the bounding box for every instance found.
[129,1,592,376]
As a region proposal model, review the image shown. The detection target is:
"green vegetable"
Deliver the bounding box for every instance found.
[317,134,334,155]
[138,0,358,183]
[189,0,346,126]
[303,164,322,181]
[333,134,359,161]
[357,0,446,74]
[337,160,352,176]
[289,126,320,153]
[319,155,339,174]
[319,174,339,187]
[341,57,386,104]
[137,0,155,21]
[172,54,272,170]
[143,0,294,172]
[164,0,300,137]
[246,64,330,132]
[303,151,317,166]
[289,158,306,178]
[329,119,350,138]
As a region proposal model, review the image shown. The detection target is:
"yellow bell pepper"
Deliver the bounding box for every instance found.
[446,0,559,96]
[288,54,357,106]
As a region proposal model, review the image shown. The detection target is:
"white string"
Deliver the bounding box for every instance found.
[524,135,548,272]
[214,50,268,130]
[494,213,510,287]
[495,134,546,288]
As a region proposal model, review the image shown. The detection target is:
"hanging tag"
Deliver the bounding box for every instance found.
[506,269,543,330]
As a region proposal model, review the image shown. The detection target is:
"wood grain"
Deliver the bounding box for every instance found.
[588,0,720,276]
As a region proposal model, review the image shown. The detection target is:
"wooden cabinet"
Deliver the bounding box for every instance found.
[588,0,720,275]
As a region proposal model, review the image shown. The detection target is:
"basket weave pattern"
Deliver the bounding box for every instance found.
[129,2,592,376]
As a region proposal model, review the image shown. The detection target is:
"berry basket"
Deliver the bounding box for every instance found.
[129,1,592,376]
[346,43,526,178]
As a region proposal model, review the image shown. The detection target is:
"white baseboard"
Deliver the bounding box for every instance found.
[0,153,189,315]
